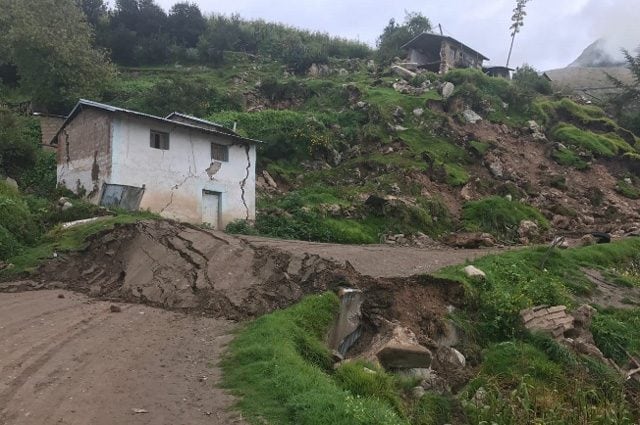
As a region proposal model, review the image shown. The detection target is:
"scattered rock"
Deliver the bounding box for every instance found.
[57,293,65,299]
[262,170,278,189]
[435,346,466,369]
[4,176,18,190]
[397,368,432,380]
[413,108,424,117]
[411,386,426,400]
[471,387,488,405]
[338,68,349,76]
[419,369,450,394]
[463,265,486,280]
[462,109,482,124]
[440,82,455,99]
[391,65,417,80]
[373,326,433,370]
[392,106,405,123]
[390,183,401,195]
[110,305,122,313]
[61,201,73,211]
[445,232,495,249]
[487,160,504,178]
[518,220,540,244]
[528,120,547,141]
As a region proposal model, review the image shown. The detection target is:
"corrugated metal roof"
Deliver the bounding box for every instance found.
[50,99,261,145]
[402,32,489,61]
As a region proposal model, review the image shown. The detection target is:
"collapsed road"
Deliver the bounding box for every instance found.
[0,220,499,424]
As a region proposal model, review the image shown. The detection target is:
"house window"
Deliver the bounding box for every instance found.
[150,130,169,150]
[211,143,229,162]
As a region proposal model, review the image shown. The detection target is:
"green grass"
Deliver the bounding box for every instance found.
[535,98,618,131]
[615,179,640,199]
[437,238,640,341]
[552,123,634,158]
[222,293,407,425]
[552,147,590,169]
[1,212,157,278]
[591,307,640,364]
[461,196,549,243]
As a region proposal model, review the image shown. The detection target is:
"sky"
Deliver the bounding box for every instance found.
[146,0,640,70]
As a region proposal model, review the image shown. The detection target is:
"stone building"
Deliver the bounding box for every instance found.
[402,33,489,74]
[34,113,65,152]
[51,99,258,229]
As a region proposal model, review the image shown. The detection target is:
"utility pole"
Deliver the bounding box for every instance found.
[438,23,443,36]
[506,0,530,68]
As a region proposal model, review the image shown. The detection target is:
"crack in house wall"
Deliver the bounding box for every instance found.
[240,145,251,220]
[159,173,196,213]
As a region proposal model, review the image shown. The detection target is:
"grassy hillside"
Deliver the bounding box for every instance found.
[97,56,640,245]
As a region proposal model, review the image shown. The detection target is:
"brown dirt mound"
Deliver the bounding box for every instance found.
[35,220,343,320]
[19,221,464,342]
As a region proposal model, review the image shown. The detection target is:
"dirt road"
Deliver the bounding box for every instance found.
[241,235,506,277]
[0,290,244,425]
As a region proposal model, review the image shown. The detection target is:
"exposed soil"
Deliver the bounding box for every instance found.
[581,268,640,308]
[0,220,499,425]
[0,290,245,425]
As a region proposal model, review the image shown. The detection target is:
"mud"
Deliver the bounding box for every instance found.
[31,221,344,321]
[4,221,465,330]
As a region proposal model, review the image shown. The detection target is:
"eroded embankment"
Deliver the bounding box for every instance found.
[5,220,464,335]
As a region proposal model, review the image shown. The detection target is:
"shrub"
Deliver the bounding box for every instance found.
[461,196,549,242]
[551,123,633,158]
[615,179,640,199]
[0,191,38,245]
[0,224,22,260]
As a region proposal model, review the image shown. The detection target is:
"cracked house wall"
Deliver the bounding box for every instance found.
[110,114,256,228]
[56,108,112,201]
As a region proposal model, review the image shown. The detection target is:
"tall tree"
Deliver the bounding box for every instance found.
[376,11,432,64]
[609,48,640,135]
[506,0,531,68]
[0,0,113,112]
[76,0,108,27]
[168,2,206,48]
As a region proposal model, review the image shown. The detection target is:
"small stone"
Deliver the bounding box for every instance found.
[57,294,65,299]
[110,305,122,313]
[463,265,486,280]
[411,386,425,400]
[413,108,424,117]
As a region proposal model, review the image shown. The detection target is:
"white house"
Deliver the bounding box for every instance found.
[51,99,258,229]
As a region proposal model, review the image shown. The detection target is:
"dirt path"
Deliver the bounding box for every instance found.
[241,235,507,277]
[0,290,245,425]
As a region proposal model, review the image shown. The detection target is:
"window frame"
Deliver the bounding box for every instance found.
[150,130,170,151]
[211,142,229,162]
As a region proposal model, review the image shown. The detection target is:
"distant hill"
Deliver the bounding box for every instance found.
[544,39,634,99]
[568,38,626,68]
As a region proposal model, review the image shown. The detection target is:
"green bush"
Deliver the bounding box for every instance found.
[0,192,38,245]
[552,147,589,170]
[461,196,549,242]
[0,224,22,260]
[551,123,634,158]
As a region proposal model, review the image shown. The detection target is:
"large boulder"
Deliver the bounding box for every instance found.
[377,343,432,369]
[462,109,482,124]
[364,324,433,370]
[440,82,455,99]
[434,346,466,369]
[391,65,417,80]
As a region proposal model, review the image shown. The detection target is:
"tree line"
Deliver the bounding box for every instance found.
[81,0,372,69]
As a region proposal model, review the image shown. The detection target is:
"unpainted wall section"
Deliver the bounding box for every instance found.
[110,114,256,228]
[37,115,65,151]
[440,40,483,74]
[56,108,112,200]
